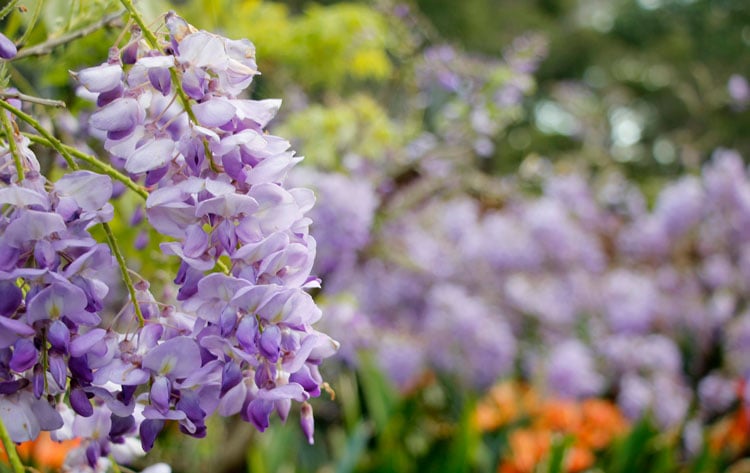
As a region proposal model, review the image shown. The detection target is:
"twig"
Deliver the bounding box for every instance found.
[119,0,220,172]
[16,0,43,48]
[22,133,148,200]
[0,0,20,22]
[0,108,23,181]
[0,91,65,108]
[0,99,77,169]
[0,415,25,473]
[103,221,146,328]
[13,10,126,60]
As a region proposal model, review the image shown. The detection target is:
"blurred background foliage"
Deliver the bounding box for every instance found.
[3,0,750,472]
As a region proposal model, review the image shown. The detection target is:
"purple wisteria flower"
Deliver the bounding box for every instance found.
[74,12,338,457]
[0,119,121,461]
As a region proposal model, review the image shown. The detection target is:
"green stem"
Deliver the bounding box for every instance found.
[109,454,123,473]
[40,329,48,393]
[118,0,159,49]
[0,99,77,169]
[0,416,24,473]
[0,0,20,22]
[0,108,23,181]
[16,0,43,47]
[13,10,126,60]
[0,91,66,108]
[119,0,219,171]
[23,133,149,200]
[216,258,229,274]
[103,221,145,328]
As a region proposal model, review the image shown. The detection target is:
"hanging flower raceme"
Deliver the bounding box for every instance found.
[78,11,338,453]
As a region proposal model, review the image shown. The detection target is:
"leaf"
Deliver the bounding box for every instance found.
[335,421,373,473]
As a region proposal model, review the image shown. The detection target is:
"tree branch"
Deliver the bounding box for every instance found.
[13,10,126,60]
[0,91,66,108]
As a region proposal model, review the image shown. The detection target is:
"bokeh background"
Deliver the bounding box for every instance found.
[4,0,750,471]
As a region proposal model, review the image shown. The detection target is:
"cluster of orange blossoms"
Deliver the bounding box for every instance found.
[1,432,80,471]
[707,380,750,459]
[474,381,629,473]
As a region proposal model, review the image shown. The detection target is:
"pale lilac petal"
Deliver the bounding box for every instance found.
[142,336,201,379]
[69,328,107,358]
[300,402,314,445]
[193,99,235,127]
[195,193,258,217]
[90,98,141,132]
[150,376,171,413]
[160,242,214,271]
[76,64,123,93]
[137,56,175,68]
[217,381,246,416]
[26,283,88,324]
[54,171,113,211]
[125,138,175,174]
[257,383,308,402]
[178,32,227,69]
[0,33,17,60]
[232,232,289,265]
[231,99,280,128]
[245,152,300,185]
[0,186,49,209]
[5,210,66,247]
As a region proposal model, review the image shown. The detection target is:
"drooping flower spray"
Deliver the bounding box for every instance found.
[0,3,337,471]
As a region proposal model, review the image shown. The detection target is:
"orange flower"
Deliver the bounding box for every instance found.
[1,432,80,471]
[537,399,581,433]
[475,381,534,432]
[475,401,505,431]
[477,381,631,473]
[709,405,750,456]
[576,399,629,450]
[565,444,595,472]
[501,428,550,473]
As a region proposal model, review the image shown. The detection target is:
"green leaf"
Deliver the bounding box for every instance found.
[357,352,397,434]
[335,421,373,473]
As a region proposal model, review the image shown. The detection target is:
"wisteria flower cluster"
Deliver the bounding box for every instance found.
[414,35,546,159]
[309,146,750,438]
[0,8,336,472]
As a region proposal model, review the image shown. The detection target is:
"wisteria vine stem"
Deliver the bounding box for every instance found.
[119,0,220,172]
[0,91,66,108]
[0,99,77,169]
[23,133,149,200]
[0,416,24,473]
[13,10,127,60]
[0,107,23,181]
[103,221,146,328]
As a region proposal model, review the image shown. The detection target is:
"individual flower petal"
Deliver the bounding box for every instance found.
[150,376,171,413]
[0,186,50,209]
[89,97,141,133]
[230,99,280,128]
[70,387,94,417]
[125,138,175,174]
[10,338,38,372]
[26,283,88,324]
[193,98,235,127]
[4,210,66,247]
[300,402,314,445]
[54,171,113,212]
[75,64,123,93]
[142,336,201,379]
[177,32,227,69]
[69,328,107,358]
[0,32,17,59]
[0,280,23,316]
